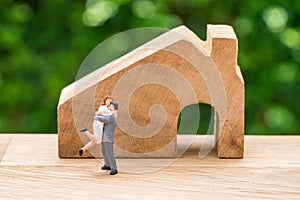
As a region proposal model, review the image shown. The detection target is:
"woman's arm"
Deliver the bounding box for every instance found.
[96,111,102,115]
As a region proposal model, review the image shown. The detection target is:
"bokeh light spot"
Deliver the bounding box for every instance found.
[83,0,118,27]
[264,106,295,129]
[279,28,300,49]
[132,0,157,19]
[263,6,288,33]
[110,32,132,53]
[234,17,253,37]
[12,3,33,23]
[1,27,21,48]
[276,63,297,83]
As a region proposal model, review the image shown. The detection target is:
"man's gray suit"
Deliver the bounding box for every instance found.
[95,115,117,170]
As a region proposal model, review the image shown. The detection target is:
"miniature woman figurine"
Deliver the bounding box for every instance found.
[78,95,113,155]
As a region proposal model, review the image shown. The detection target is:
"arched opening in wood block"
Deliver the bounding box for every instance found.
[177,103,216,156]
[178,104,214,135]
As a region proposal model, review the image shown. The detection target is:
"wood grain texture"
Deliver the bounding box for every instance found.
[0,135,12,162]
[0,134,299,199]
[57,24,244,158]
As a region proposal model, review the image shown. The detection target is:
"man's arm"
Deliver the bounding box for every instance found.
[94,115,113,124]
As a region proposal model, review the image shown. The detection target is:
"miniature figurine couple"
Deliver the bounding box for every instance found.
[79,95,118,175]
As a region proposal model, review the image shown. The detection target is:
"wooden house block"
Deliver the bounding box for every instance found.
[57,24,244,158]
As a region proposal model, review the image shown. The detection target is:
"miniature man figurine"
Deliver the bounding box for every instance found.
[94,102,118,175]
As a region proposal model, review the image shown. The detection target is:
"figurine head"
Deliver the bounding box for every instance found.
[101,95,113,106]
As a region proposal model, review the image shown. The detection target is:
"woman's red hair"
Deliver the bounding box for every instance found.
[101,95,113,105]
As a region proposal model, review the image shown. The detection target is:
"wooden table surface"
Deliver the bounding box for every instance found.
[0,134,299,199]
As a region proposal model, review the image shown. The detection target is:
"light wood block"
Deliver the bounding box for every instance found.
[57,24,244,158]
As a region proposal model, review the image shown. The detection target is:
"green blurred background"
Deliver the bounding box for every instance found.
[0,0,299,135]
